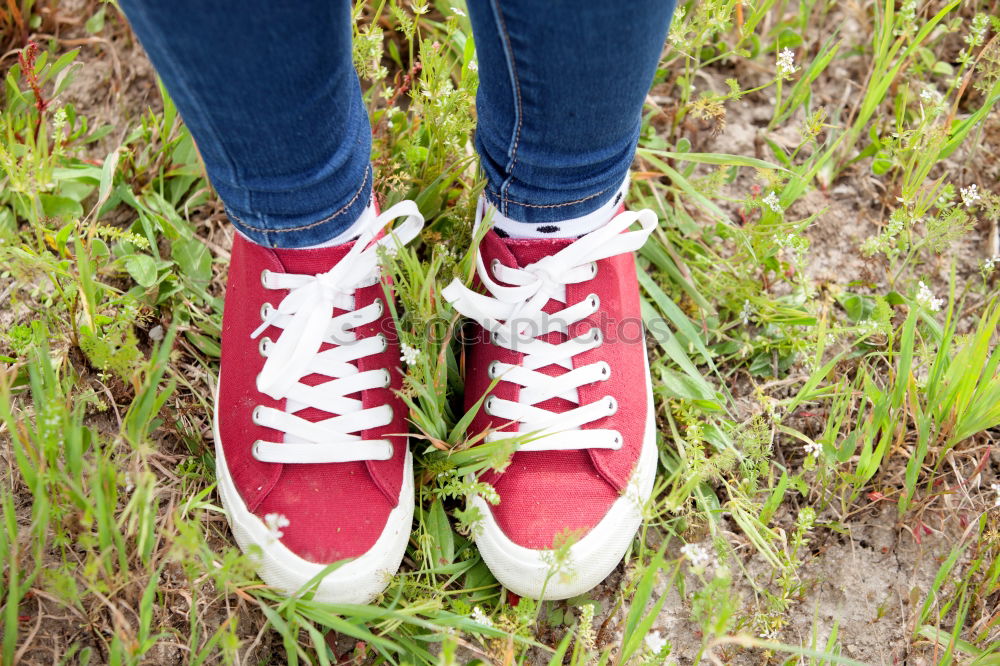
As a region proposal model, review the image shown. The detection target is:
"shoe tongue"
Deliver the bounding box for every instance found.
[269,239,356,275]
[498,234,575,268]
[268,239,365,426]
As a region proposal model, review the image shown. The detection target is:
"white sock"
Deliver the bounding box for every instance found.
[487,177,629,239]
[301,198,377,248]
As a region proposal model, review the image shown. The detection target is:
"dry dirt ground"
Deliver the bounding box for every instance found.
[6,1,999,664]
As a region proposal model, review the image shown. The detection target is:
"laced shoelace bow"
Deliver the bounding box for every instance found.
[442,208,657,451]
[247,201,424,464]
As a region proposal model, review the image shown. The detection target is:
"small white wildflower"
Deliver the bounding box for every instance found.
[623,468,646,511]
[915,281,944,312]
[645,630,668,654]
[776,48,797,78]
[960,184,981,208]
[264,513,290,539]
[920,87,944,109]
[680,543,710,569]
[762,191,783,214]
[51,107,67,134]
[965,13,989,46]
[895,0,917,36]
[803,441,822,459]
[467,60,478,72]
[400,342,420,366]
[858,319,880,336]
[991,483,1000,507]
[740,299,754,326]
[981,255,1000,274]
[470,606,493,627]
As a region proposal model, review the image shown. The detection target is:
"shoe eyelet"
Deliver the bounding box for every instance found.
[251,439,263,460]
[491,258,501,274]
[484,396,496,415]
[258,337,272,357]
[252,406,264,425]
[589,262,598,278]
[260,302,273,321]
[260,269,270,288]
[488,361,499,379]
[605,396,618,415]
[612,433,623,449]
[588,293,600,310]
[374,299,384,316]
[599,361,611,379]
[377,333,388,352]
[382,368,392,388]
[590,328,603,344]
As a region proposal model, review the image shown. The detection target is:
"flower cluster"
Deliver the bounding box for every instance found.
[645,630,668,655]
[400,342,420,365]
[915,281,944,312]
[680,542,711,569]
[857,319,884,337]
[965,13,990,48]
[762,191,783,213]
[776,48,797,78]
[960,184,981,209]
[470,606,493,628]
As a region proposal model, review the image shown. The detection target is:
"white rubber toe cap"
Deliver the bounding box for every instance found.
[213,405,412,604]
[471,353,657,600]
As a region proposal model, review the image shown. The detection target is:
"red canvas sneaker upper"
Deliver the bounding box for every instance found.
[443,208,657,550]
[216,203,422,563]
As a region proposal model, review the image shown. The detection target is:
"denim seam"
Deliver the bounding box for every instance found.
[484,183,611,209]
[490,0,523,218]
[225,164,371,234]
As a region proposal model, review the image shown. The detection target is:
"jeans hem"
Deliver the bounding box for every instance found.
[224,165,373,248]
[482,181,617,223]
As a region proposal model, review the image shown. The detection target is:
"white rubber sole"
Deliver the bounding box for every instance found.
[471,346,658,600]
[213,398,413,604]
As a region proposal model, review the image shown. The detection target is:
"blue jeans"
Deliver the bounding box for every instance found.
[120,1,675,248]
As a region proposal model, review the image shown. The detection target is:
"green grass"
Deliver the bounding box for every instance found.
[0,0,998,663]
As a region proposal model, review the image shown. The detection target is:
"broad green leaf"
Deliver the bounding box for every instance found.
[123,254,158,288]
[39,194,83,221]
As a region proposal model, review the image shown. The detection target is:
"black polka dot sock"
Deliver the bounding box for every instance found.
[486,177,629,240]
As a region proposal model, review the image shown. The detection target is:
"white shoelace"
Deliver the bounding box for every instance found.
[442,208,657,451]
[248,201,424,464]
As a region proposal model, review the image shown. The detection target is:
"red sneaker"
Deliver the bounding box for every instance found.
[443,203,658,599]
[213,201,423,603]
